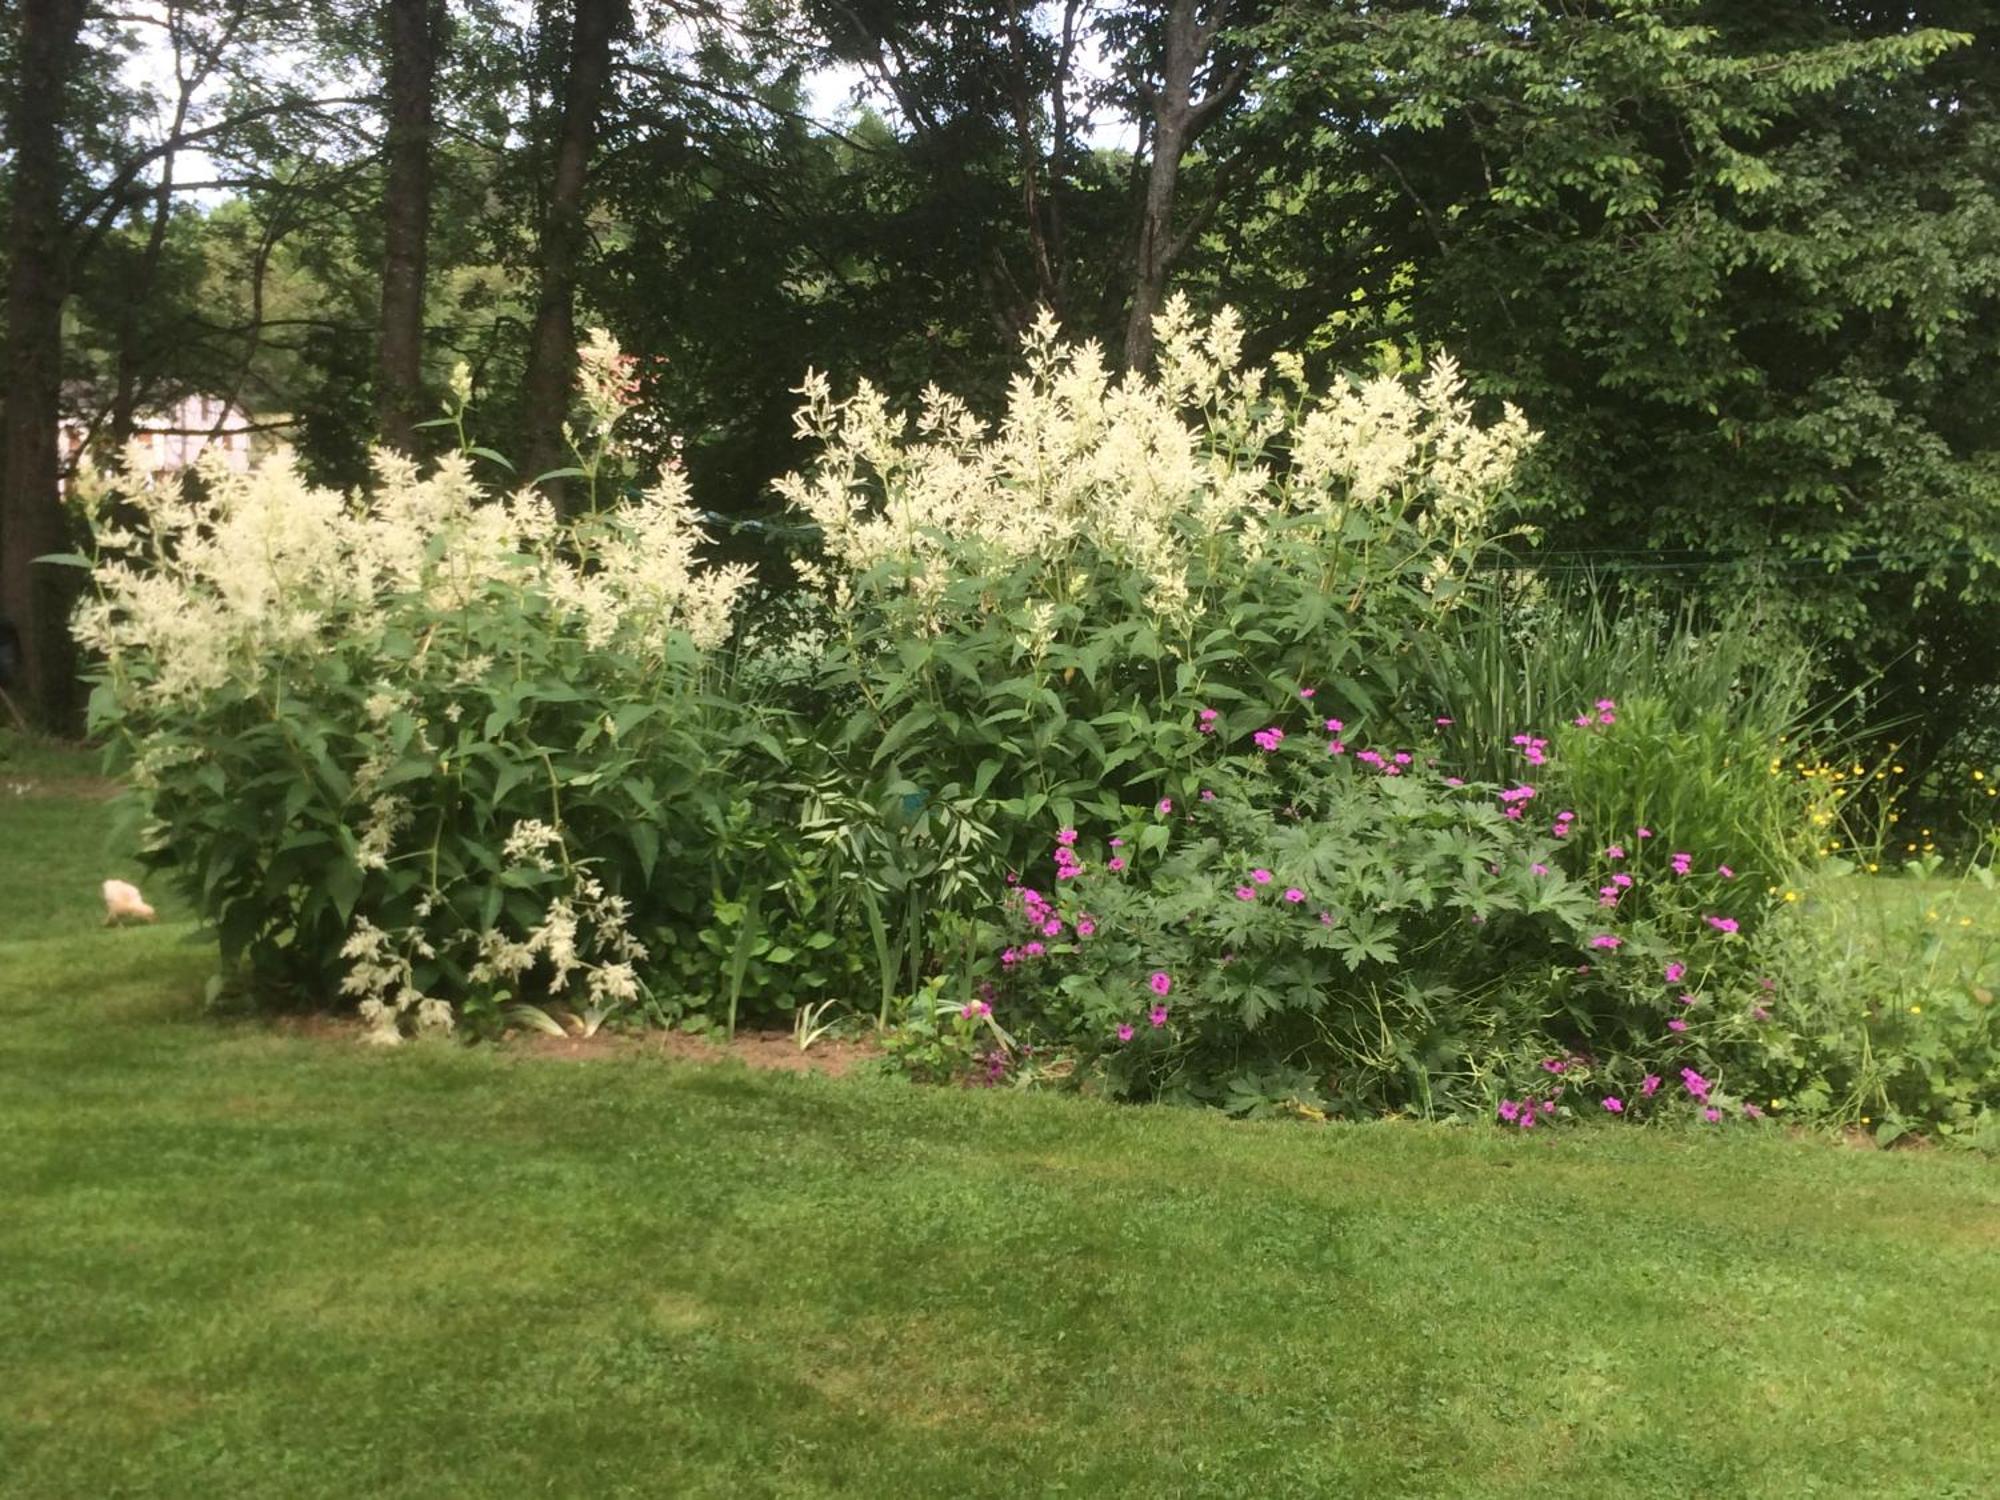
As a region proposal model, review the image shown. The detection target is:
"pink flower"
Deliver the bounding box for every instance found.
[1299,687,1316,700]
[1234,886,1256,902]
[1531,862,1550,876]
[1574,714,1593,728]
[1541,1058,1567,1074]
[1742,1103,1765,1119]
[1324,718,1344,733]
[1283,887,1306,903]
[1539,1100,1555,1116]
[1751,1005,1770,1022]
[1636,827,1653,839]
[1681,1067,1710,1100]
[1705,915,1739,934]
[1318,911,1334,926]
[1498,1099,1521,1123]
[1200,789,1216,802]
[1108,857,1127,872]
[1001,948,1019,967]
[1055,828,1078,846]
[1671,852,1693,876]
[1156,798,1173,815]
[1668,1018,1688,1033]
[1042,918,1063,937]
[1520,1111,1537,1131]
[1588,934,1623,950]
[960,1000,992,1019]
[1024,941,1045,957]
[1602,1097,1624,1114]
[1109,836,1125,847]
[1148,1004,1168,1028]
[1435,716,1454,726]
[1605,844,1626,861]
[1610,873,1633,888]
[1250,869,1273,885]
[1641,1074,1661,1097]
[1665,961,1685,983]
[1148,971,1173,997]
[1703,1107,1722,1123]
[1393,752,1413,766]
[1678,993,1698,1006]
[1076,918,1096,939]
[1116,1023,1134,1043]
[1717,864,1735,879]
[1253,727,1285,752]
[1197,707,1219,733]
[1595,698,1616,712]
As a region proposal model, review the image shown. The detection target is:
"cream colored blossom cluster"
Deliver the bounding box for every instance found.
[73,431,749,711]
[343,818,649,1044]
[773,295,1539,624]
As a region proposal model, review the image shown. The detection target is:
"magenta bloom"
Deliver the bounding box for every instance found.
[1234,886,1256,902]
[1108,857,1127,872]
[1641,1073,1661,1098]
[1498,1099,1521,1123]
[1076,918,1096,939]
[1253,727,1286,752]
[1668,1018,1688,1033]
[1283,887,1306,903]
[1148,1004,1168,1028]
[1318,911,1334,926]
[1751,1005,1770,1022]
[1156,798,1173,815]
[1023,941,1045,958]
[1602,1097,1624,1114]
[960,1000,992,1019]
[1665,961,1685,983]
[1109,836,1125,847]
[1197,707,1219,734]
[1200,789,1216,802]
[1299,687,1316,700]
[1588,934,1623,950]
[1595,698,1616,712]
[1605,844,1626,861]
[1679,993,1698,1006]
[1148,970,1173,997]
[1250,868,1273,885]
[1706,915,1740,934]
[1636,826,1653,839]
[1324,717,1345,733]
[1681,1067,1710,1100]
[1056,827,1078,846]
[1541,1058,1566,1074]
[1717,864,1735,879]
[1001,948,1019,967]
[1116,1023,1134,1043]
[1671,852,1693,875]
[1042,918,1063,937]
[1531,862,1551,876]
[1436,716,1454,726]
[1703,1107,1722,1123]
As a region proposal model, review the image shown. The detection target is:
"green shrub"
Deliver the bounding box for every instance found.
[71,435,783,1039]
[774,298,1543,954]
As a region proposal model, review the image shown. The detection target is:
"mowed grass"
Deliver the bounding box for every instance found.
[3,738,1997,1498]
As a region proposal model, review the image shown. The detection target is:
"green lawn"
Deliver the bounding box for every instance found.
[3,740,1997,1497]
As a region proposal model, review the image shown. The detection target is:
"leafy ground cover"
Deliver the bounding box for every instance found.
[3,747,1997,1496]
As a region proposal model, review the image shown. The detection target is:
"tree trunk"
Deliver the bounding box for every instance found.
[1,0,89,731]
[520,0,624,500]
[375,0,444,454]
[1122,0,1243,372]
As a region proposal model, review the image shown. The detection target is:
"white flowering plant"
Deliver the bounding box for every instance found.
[70,361,776,1039]
[775,298,1541,903]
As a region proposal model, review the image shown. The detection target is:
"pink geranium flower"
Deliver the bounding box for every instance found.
[1250,869,1273,885]
[1148,1004,1168,1027]
[1706,915,1740,934]
[1283,887,1306,903]
[1116,1023,1134,1043]
[1148,971,1173,997]
[1602,1097,1624,1114]
[1641,1074,1661,1097]
[1665,961,1685,983]
[1234,886,1256,902]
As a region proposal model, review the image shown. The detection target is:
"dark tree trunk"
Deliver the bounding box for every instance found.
[1,0,88,730]
[376,0,444,454]
[1122,0,1244,372]
[520,0,625,501]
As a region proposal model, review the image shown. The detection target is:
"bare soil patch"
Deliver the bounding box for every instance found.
[514,1026,880,1077]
